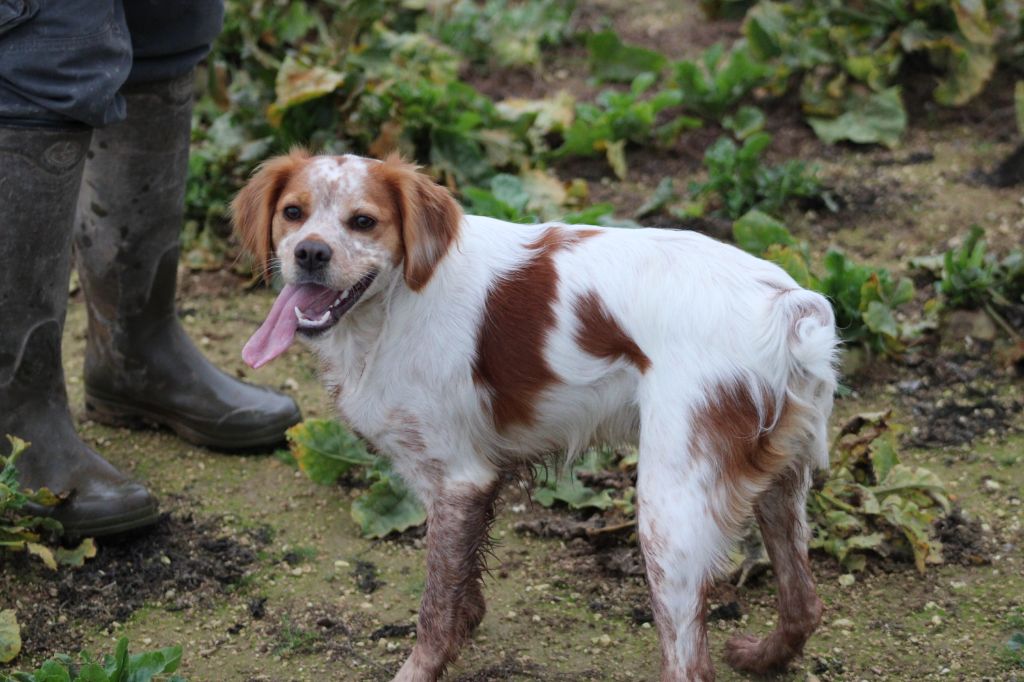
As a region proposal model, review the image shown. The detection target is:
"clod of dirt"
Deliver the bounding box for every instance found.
[986,142,1024,187]
[352,559,383,594]
[935,509,992,567]
[249,596,268,619]
[370,623,416,640]
[708,601,743,622]
[0,511,264,658]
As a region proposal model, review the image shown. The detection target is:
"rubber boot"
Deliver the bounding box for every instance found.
[74,73,301,451]
[0,123,159,538]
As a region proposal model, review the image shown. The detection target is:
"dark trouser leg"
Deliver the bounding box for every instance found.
[74,73,302,450]
[0,123,159,537]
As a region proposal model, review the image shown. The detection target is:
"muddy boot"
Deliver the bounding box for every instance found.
[0,123,159,538]
[75,73,301,451]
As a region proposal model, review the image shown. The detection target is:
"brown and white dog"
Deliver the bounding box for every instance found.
[232,151,839,681]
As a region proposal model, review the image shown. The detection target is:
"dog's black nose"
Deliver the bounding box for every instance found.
[294,239,332,272]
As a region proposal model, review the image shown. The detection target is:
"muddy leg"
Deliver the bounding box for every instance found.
[724,464,822,674]
[393,481,499,682]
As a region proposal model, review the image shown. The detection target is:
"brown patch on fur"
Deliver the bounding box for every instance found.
[573,290,651,372]
[231,148,311,280]
[409,481,501,677]
[371,154,463,291]
[725,466,822,674]
[690,380,790,531]
[473,227,598,432]
[389,410,428,455]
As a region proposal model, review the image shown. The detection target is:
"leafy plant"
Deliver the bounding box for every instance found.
[586,30,667,83]
[1,436,97,571]
[819,249,916,353]
[730,211,916,353]
[284,420,426,538]
[744,0,1021,146]
[555,73,699,179]
[427,0,574,67]
[669,43,774,120]
[690,130,823,219]
[0,637,184,682]
[938,226,996,308]
[809,412,951,573]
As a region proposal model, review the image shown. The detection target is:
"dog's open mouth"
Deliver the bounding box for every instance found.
[242,271,377,369]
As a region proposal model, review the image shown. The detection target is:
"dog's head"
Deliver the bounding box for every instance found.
[232,151,462,368]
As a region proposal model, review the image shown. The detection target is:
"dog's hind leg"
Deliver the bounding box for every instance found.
[724,463,822,674]
[636,408,732,682]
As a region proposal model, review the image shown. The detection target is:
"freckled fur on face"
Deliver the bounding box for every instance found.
[270,156,404,291]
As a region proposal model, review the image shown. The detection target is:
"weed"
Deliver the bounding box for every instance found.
[937,227,1024,337]
[809,411,951,573]
[272,618,321,657]
[284,420,426,539]
[1,436,96,572]
[669,43,774,120]
[689,129,824,219]
[0,637,184,682]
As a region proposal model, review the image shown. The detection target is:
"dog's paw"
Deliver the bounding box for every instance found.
[724,632,794,674]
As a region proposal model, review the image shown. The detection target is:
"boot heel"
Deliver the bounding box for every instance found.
[84,392,148,429]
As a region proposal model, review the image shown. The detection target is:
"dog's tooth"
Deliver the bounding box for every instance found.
[316,310,331,324]
[340,289,351,302]
[294,305,306,322]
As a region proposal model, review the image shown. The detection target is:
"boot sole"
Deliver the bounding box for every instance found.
[25,501,161,540]
[85,391,293,452]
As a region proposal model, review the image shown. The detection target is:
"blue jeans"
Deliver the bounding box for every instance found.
[0,0,223,127]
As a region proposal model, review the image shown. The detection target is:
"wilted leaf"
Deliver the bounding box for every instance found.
[764,244,815,288]
[808,88,906,148]
[587,31,666,83]
[351,475,426,538]
[933,44,996,107]
[55,538,97,568]
[605,139,628,180]
[862,300,900,339]
[0,609,20,663]
[26,542,57,571]
[268,55,345,126]
[496,92,575,134]
[286,420,374,485]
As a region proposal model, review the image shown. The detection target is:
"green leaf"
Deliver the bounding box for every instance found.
[350,473,426,539]
[532,469,613,511]
[587,31,666,83]
[763,244,815,289]
[105,638,129,682]
[286,420,374,486]
[34,661,71,682]
[126,645,182,681]
[635,178,676,219]
[1015,81,1024,137]
[74,663,110,682]
[808,88,906,148]
[732,210,795,255]
[0,610,21,664]
[723,105,766,139]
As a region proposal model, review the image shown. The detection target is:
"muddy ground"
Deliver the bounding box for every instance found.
[3,1,1024,680]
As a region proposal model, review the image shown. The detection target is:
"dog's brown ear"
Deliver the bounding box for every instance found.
[378,153,463,292]
[231,149,310,281]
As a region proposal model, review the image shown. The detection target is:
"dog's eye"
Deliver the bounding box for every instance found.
[283,205,302,221]
[351,215,377,231]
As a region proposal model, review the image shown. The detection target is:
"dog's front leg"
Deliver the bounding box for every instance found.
[393,478,501,682]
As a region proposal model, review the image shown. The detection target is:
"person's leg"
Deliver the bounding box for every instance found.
[0,0,159,537]
[75,1,301,449]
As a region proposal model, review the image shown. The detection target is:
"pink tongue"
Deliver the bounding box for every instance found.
[243,284,330,369]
